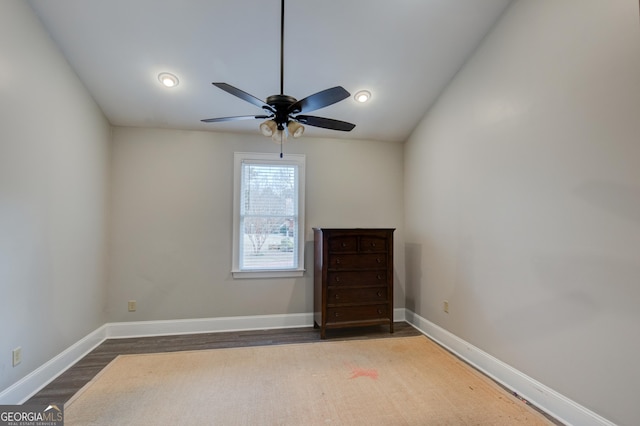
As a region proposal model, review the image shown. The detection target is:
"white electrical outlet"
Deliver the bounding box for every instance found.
[12,347,22,367]
[443,300,449,313]
[128,300,137,312]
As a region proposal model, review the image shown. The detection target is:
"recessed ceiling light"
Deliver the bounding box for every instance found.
[354,90,371,103]
[158,72,179,88]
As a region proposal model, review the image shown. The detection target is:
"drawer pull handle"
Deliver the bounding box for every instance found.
[377,274,383,280]
[334,312,341,317]
[371,243,376,247]
[335,294,340,299]
[335,276,341,282]
[377,291,383,297]
[336,258,341,264]
[376,258,382,263]
[377,309,383,314]
[341,242,347,248]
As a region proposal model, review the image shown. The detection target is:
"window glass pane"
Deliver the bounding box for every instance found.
[240,162,298,270]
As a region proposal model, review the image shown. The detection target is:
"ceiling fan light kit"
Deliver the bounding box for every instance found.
[201,0,355,148]
[261,120,304,145]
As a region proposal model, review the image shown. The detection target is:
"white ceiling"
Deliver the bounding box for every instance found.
[28,0,512,143]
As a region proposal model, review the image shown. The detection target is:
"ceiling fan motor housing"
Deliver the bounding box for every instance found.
[265,94,299,128]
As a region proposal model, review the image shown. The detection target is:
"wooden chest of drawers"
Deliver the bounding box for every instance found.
[313,228,394,339]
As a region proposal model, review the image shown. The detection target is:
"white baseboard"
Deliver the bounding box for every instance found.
[0,325,108,405]
[393,307,406,322]
[404,310,615,426]
[107,308,405,338]
[105,312,315,338]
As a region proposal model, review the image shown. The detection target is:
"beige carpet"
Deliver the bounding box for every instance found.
[64,336,554,425]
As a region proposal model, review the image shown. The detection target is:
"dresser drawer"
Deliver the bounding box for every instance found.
[328,236,357,252]
[327,304,389,323]
[360,235,389,252]
[329,253,386,270]
[327,270,387,286]
[328,287,388,305]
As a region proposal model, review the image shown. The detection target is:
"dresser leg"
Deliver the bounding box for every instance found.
[320,328,326,339]
[390,321,394,334]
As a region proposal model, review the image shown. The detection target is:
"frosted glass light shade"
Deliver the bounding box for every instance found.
[271,129,288,144]
[288,121,305,138]
[260,120,277,136]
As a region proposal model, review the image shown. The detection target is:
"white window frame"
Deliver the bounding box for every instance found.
[232,152,306,279]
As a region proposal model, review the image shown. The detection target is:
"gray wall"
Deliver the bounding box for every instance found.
[0,1,110,391]
[403,1,640,425]
[107,127,405,321]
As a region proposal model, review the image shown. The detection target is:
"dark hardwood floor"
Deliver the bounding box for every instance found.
[27,322,420,406]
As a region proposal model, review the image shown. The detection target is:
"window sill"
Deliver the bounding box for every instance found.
[232,269,305,279]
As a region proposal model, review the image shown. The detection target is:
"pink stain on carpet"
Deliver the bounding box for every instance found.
[348,366,379,380]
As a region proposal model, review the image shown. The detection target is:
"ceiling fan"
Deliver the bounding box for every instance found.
[201,0,356,146]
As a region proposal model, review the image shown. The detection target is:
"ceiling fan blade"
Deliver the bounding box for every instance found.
[294,115,356,132]
[201,115,271,123]
[289,86,350,114]
[212,83,273,111]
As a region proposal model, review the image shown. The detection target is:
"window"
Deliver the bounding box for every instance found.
[232,152,305,278]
